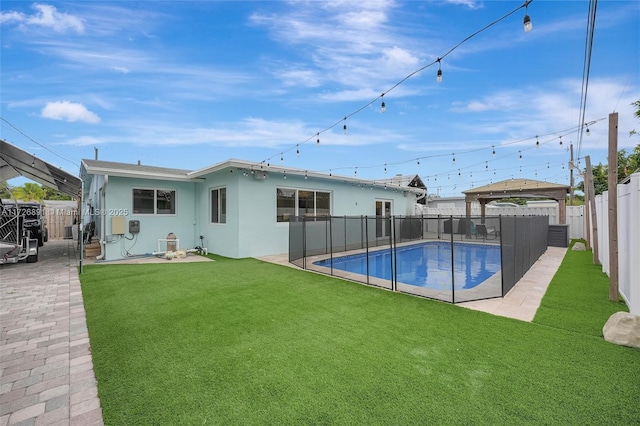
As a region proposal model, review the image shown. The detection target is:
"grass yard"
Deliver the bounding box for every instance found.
[80,247,640,425]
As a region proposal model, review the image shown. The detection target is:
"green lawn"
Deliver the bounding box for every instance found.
[80,248,640,425]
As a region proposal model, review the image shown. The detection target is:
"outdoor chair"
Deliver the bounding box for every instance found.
[476,224,498,240]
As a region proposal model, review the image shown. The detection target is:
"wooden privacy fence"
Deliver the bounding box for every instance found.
[43,201,78,240]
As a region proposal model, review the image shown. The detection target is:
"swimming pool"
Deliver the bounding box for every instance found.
[313,241,501,290]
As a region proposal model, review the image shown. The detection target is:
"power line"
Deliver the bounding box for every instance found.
[0,116,80,168]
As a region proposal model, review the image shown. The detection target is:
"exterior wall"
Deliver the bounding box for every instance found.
[196,170,420,258]
[101,176,198,260]
[87,167,420,260]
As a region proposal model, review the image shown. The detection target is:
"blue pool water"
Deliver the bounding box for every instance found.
[314,241,501,290]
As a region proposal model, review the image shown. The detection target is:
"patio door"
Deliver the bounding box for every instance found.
[375,200,392,238]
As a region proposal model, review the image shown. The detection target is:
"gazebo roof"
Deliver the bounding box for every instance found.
[463,178,569,197]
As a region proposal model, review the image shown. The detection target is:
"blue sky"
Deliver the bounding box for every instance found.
[1,0,638,197]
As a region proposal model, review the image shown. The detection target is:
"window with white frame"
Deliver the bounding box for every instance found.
[276,188,331,222]
[132,189,176,215]
[211,187,226,223]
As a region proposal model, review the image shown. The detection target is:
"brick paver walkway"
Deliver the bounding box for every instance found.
[1,240,103,425]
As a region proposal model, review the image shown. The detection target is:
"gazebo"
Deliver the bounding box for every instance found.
[462,178,570,224]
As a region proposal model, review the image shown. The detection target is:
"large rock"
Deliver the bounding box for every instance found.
[603,312,640,348]
[572,242,586,251]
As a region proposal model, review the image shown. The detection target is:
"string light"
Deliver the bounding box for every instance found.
[296,146,300,157]
[519,150,522,160]
[381,94,386,113]
[523,0,532,32]
[384,164,387,174]
[452,153,456,164]
[280,153,284,163]
[559,136,563,146]
[256,1,543,169]
[535,136,539,148]
[492,145,496,156]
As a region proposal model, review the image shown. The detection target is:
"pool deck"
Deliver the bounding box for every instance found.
[258,246,568,322]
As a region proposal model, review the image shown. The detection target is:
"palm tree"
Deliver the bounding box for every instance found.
[12,182,46,201]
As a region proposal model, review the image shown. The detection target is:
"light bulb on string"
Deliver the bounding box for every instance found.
[380,94,386,113]
[519,150,522,160]
[436,58,442,83]
[535,136,539,148]
[343,117,347,134]
[417,159,420,167]
[316,133,320,145]
[585,127,590,136]
[384,164,387,174]
[280,153,284,163]
[492,145,496,156]
[354,167,357,177]
[296,146,300,157]
[559,136,563,146]
[452,153,455,164]
[523,1,532,32]
[485,161,488,171]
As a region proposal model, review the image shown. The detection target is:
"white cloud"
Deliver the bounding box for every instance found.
[1,3,84,33]
[41,101,100,123]
[443,0,484,10]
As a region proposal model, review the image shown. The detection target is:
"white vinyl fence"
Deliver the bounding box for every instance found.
[416,204,587,240]
[594,173,640,315]
[415,205,559,223]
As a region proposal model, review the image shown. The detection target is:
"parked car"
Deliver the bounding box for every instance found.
[0,200,47,246]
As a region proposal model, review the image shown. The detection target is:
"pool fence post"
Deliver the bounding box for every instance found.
[329,216,334,276]
[450,215,455,304]
[390,216,396,292]
[365,216,370,285]
[302,216,307,270]
[499,215,504,297]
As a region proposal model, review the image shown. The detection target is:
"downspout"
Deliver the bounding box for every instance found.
[79,177,84,274]
[193,181,199,249]
[96,175,108,260]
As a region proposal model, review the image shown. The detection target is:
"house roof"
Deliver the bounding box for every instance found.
[81,158,426,195]
[81,159,201,182]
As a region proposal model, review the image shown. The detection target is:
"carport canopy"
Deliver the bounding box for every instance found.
[1,139,81,198]
[462,178,570,224]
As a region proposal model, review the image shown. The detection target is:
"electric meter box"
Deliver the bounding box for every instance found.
[129,220,140,234]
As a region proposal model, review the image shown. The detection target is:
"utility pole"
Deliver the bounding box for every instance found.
[585,156,598,264]
[607,112,619,301]
[569,144,575,206]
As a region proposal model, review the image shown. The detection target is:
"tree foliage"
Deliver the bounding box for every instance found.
[12,182,46,201]
[0,181,13,199]
[577,100,640,196]
[577,145,640,196]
